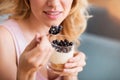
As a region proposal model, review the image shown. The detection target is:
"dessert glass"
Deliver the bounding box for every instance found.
[47,35,75,74]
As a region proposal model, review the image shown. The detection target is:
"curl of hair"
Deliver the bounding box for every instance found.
[61,0,89,43]
[11,0,31,19]
[0,0,14,15]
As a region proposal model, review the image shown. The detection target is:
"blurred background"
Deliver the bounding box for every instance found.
[78,0,120,80]
[0,0,120,80]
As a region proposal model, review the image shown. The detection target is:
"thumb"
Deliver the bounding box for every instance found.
[25,33,41,51]
[39,35,50,48]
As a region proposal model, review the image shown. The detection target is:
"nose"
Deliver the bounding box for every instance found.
[47,0,60,10]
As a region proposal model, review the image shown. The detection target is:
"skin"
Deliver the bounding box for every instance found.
[0,0,86,80]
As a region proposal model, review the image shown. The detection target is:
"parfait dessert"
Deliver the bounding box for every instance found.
[48,25,75,73]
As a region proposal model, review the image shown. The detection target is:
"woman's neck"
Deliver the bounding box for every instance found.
[16,18,50,43]
[25,16,50,35]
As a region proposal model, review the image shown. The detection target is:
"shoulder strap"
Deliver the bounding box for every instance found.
[0,19,27,64]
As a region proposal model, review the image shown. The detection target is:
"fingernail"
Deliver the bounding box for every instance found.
[64,69,67,72]
[69,59,74,62]
[65,64,68,67]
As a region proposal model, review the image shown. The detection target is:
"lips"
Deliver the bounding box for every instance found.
[43,11,62,19]
[44,11,62,15]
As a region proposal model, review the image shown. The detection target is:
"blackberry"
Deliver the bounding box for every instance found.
[58,25,63,33]
[49,25,63,35]
[52,40,59,45]
[51,39,73,53]
[58,40,65,46]
[69,42,73,46]
[64,39,69,46]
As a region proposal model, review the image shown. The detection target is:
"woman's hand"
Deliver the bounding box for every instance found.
[62,52,86,77]
[17,34,53,80]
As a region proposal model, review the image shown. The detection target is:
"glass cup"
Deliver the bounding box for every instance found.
[47,35,75,74]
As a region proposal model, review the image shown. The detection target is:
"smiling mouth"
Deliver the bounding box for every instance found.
[43,11,62,16]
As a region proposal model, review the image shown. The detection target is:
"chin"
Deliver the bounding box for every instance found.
[45,18,64,27]
[47,22,62,27]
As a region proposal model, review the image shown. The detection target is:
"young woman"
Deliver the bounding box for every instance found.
[0,0,88,80]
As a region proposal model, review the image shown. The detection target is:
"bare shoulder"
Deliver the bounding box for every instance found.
[0,25,17,80]
[0,25,15,51]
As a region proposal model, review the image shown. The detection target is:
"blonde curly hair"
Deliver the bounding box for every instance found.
[0,0,14,15]
[0,0,89,43]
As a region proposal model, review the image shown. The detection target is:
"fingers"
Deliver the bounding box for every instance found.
[25,35,53,67]
[36,48,52,66]
[28,46,53,68]
[25,33,41,51]
[62,67,83,76]
[64,60,86,68]
[64,67,83,73]
[19,33,54,73]
[25,33,52,56]
[39,35,52,50]
[62,52,86,76]
[68,52,86,63]
[66,52,86,67]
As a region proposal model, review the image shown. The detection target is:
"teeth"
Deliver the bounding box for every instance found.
[47,12,59,15]
[45,11,60,15]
